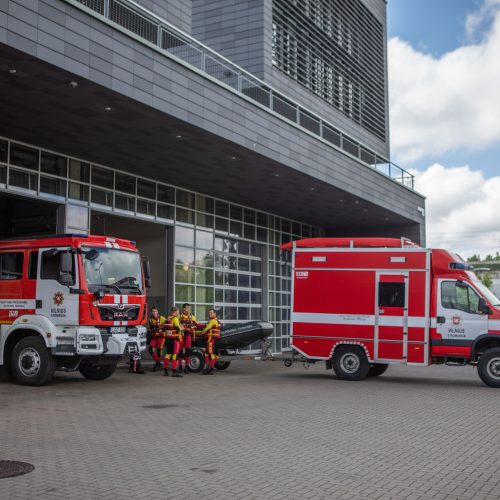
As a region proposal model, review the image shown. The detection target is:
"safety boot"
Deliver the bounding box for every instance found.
[163,369,170,376]
[172,369,183,378]
[152,362,161,372]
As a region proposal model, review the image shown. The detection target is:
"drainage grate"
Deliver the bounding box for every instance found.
[140,404,180,409]
[0,461,35,479]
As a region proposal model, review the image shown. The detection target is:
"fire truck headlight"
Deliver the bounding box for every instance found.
[139,331,146,340]
[80,334,96,342]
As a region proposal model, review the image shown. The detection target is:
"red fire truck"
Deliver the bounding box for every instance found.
[0,235,150,385]
[281,237,500,388]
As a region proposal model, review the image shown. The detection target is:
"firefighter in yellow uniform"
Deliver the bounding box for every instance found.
[201,308,221,375]
[163,307,184,378]
[179,303,203,374]
[148,307,166,372]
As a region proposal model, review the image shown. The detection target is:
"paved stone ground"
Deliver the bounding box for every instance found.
[1,359,500,500]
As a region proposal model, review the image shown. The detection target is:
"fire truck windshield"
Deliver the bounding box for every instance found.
[83,247,143,295]
[473,280,500,306]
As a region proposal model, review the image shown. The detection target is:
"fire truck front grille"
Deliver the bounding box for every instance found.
[98,305,140,322]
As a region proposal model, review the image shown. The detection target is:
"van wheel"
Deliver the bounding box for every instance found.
[79,360,117,380]
[188,351,205,373]
[11,336,55,386]
[477,348,500,388]
[367,363,389,377]
[332,345,370,381]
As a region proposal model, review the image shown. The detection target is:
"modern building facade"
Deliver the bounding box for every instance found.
[0,0,425,352]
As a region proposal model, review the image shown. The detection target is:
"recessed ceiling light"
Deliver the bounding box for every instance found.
[310,187,315,191]
[175,134,182,139]
[104,106,112,111]
[8,69,16,74]
[274,173,280,177]
[355,200,359,204]
[69,80,78,88]
[339,199,344,203]
[231,156,237,160]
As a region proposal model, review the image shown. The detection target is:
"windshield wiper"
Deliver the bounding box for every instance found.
[91,283,122,294]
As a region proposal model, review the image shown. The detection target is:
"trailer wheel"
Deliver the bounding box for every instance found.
[214,360,231,370]
[79,360,117,380]
[11,336,56,386]
[332,345,370,381]
[188,351,205,373]
[367,363,389,377]
[284,359,293,367]
[477,348,500,388]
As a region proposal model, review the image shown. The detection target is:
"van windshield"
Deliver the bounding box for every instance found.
[473,280,500,306]
[83,247,143,295]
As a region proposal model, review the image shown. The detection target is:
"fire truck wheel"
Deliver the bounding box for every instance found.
[188,351,205,373]
[78,360,117,380]
[332,345,370,381]
[367,363,389,377]
[11,336,56,386]
[477,348,500,388]
[214,361,231,370]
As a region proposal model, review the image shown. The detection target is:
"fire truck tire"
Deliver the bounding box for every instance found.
[332,345,370,381]
[11,336,56,386]
[188,351,205,373]
[477,348,500,388]
[367,363,389,377]
[78,360,117,380]
[214,360,231,370]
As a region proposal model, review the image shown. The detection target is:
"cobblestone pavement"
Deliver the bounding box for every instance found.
[1,359,500,500]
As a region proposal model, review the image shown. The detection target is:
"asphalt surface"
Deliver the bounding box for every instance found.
[1,359,499,499]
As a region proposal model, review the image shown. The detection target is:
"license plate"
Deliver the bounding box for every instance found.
[108,326,126,334]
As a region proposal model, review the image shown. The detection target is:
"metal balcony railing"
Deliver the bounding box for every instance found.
[66,0,415,190]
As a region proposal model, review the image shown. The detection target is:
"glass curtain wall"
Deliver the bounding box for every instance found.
[0,136,322,352]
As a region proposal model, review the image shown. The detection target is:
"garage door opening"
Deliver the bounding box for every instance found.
[91,212,169,312]
[0,193,59,238]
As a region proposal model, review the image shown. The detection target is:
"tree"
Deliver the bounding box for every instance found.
[485,254,494,262]
[468,254,481,262]
[479,272,494,290]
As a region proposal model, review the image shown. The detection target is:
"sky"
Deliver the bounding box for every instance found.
[386,0,500,258]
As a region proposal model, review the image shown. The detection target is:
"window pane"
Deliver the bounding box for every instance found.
[224,289,237,303]
[230,221,242,237]
[9,169,37,190]
[10,143,38,170]
[256,212,268,227]
[91,188,113,206]
[175,246,195,266]
[41,152,67,177]
[40,176,66,197]
[115,194,135,211]
[0,139,7,163]
[157,203,174,220]
[215,288,223,302]
[137,179,155,199]
[215,271,224,285]
[244,225,255,240]
[115,173,136,193]
[177,189,195,208]
[176,264,195,283]
[69,159,90,183]
[250,244,262,257]
[244,209,255,224]
[251,275,261,288]
[224,306,237,320]
[238,274,250,288]
[251,260,262,273]
[196,230,213,250]
[238,307,249,320]
[238,258,250,271]
[196,268,213,285]
[196,250,213,267]
[238,290,249,303]
[176,285,195,302]
[251,308,262,320]
[224,272,237,286]
[68,182,89,201]
[176,226,194,247]
[92,166,113,188]
[215,200,229,217]
[196,286,213,303]
[0,252,23,280]
[223,256,237,270]
[251,292,262,304]
[177,207,194,224]
[230,205,242,220]
[256,227,267,242]
[137,199,155,216]
[28,251,38,279]
[196,195,214,213]
[158,184,174,203]
[378,283,405,307]
[215,217,228,233]
[0,164,5,184]
[238,241,249,255]
[196,212,214,229]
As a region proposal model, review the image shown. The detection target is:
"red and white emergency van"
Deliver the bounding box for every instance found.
[0,235,150,385]
[281,237,500,387]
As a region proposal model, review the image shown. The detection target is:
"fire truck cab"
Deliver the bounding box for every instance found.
[282,237,500,388]
[0,235,150,385]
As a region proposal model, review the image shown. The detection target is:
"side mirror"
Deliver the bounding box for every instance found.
[142,259,151,280]
[59,251,73,274]
[478,297,491,315]
[94,290,105,301]
[145,278,152,289]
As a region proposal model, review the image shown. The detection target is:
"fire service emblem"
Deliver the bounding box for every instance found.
[53,291,64,306]
[452,316,462,326]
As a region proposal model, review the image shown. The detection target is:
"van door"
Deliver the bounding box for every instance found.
[35,248,80,326]
[436,279,488,347]
[375,273,408,362]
